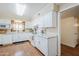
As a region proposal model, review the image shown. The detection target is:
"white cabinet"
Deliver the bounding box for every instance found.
[25,22,33,29]
[34,35,40,49]
[32,11,57,28]
[38,17,44,27]
[12,32,33,43]
[52,12,57,27]
[34,35,48,55]
[12,33,19,42]
[2,34,12,45]
[43,12,52,27]
[30,36,35,47]
[0,32,32,45]
[41,37,48,55]
[13,33,26,42]
[34,35,57,56]
[43,12,57,27]
[18,33,26,41]
[48,37,57,56]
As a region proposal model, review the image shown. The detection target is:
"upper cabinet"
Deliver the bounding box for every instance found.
[32,11,57,28]
[42,11,57,27]
[31,4,58,28]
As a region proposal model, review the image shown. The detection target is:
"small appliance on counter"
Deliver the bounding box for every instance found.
[0,23,10,34]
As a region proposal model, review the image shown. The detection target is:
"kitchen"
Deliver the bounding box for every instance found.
[0,3,58,56]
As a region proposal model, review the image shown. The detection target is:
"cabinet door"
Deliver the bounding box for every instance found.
[43,12,57,27]
[23,33,26,41]
[34,36,40,49]
[7,35,12,44]
[34,36,38,47]
[43,12,52,27]
[48,37,57,56]
[34,36,48,55]
[38,17,44,27]
[52,12,57,27]
[18,33,24,41]
[2,35,12,44]
[13,33,19,42]
[40,37,48,55]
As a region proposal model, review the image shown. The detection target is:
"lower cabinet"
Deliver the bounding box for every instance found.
[12,33,19,42]
[48,37,57,56]
[34,35,47,55]
[34,36,40,49]
[12,33,31,43]
[40,37,48,55]
[2,35,12,45]
[0,33,33,45]
[34,35,57,56]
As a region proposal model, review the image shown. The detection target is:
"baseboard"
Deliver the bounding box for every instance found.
[61,42,77,48]
[0,40,30,46]
[13,40,29,44]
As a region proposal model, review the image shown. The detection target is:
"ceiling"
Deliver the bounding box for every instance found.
[0,3,48,20]
[61,5,79,19]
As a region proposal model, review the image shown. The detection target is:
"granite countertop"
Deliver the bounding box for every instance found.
[42,33,57,39]
[35,33,57,39]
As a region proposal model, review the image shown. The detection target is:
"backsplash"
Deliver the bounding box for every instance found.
[46,27,57,34]
[35,27,57,36]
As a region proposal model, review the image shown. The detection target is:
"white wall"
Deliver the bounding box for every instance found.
[61,17,78,47]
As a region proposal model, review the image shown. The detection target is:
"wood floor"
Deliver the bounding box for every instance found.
[61,44,79,56]
[0,41,43,56]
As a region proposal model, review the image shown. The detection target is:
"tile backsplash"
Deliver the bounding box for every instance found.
[36,27,57,35]
[46,27,57,34]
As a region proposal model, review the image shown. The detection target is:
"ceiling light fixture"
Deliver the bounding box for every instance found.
[16,4,26,16]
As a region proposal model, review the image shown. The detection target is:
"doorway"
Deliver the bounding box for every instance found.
[60,5,79,56]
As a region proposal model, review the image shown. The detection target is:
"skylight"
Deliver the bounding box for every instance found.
[16,4,26,16]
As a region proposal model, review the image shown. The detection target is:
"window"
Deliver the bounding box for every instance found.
[11,20,25,32]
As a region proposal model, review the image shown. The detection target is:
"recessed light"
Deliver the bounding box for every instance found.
[16,4,26,16]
